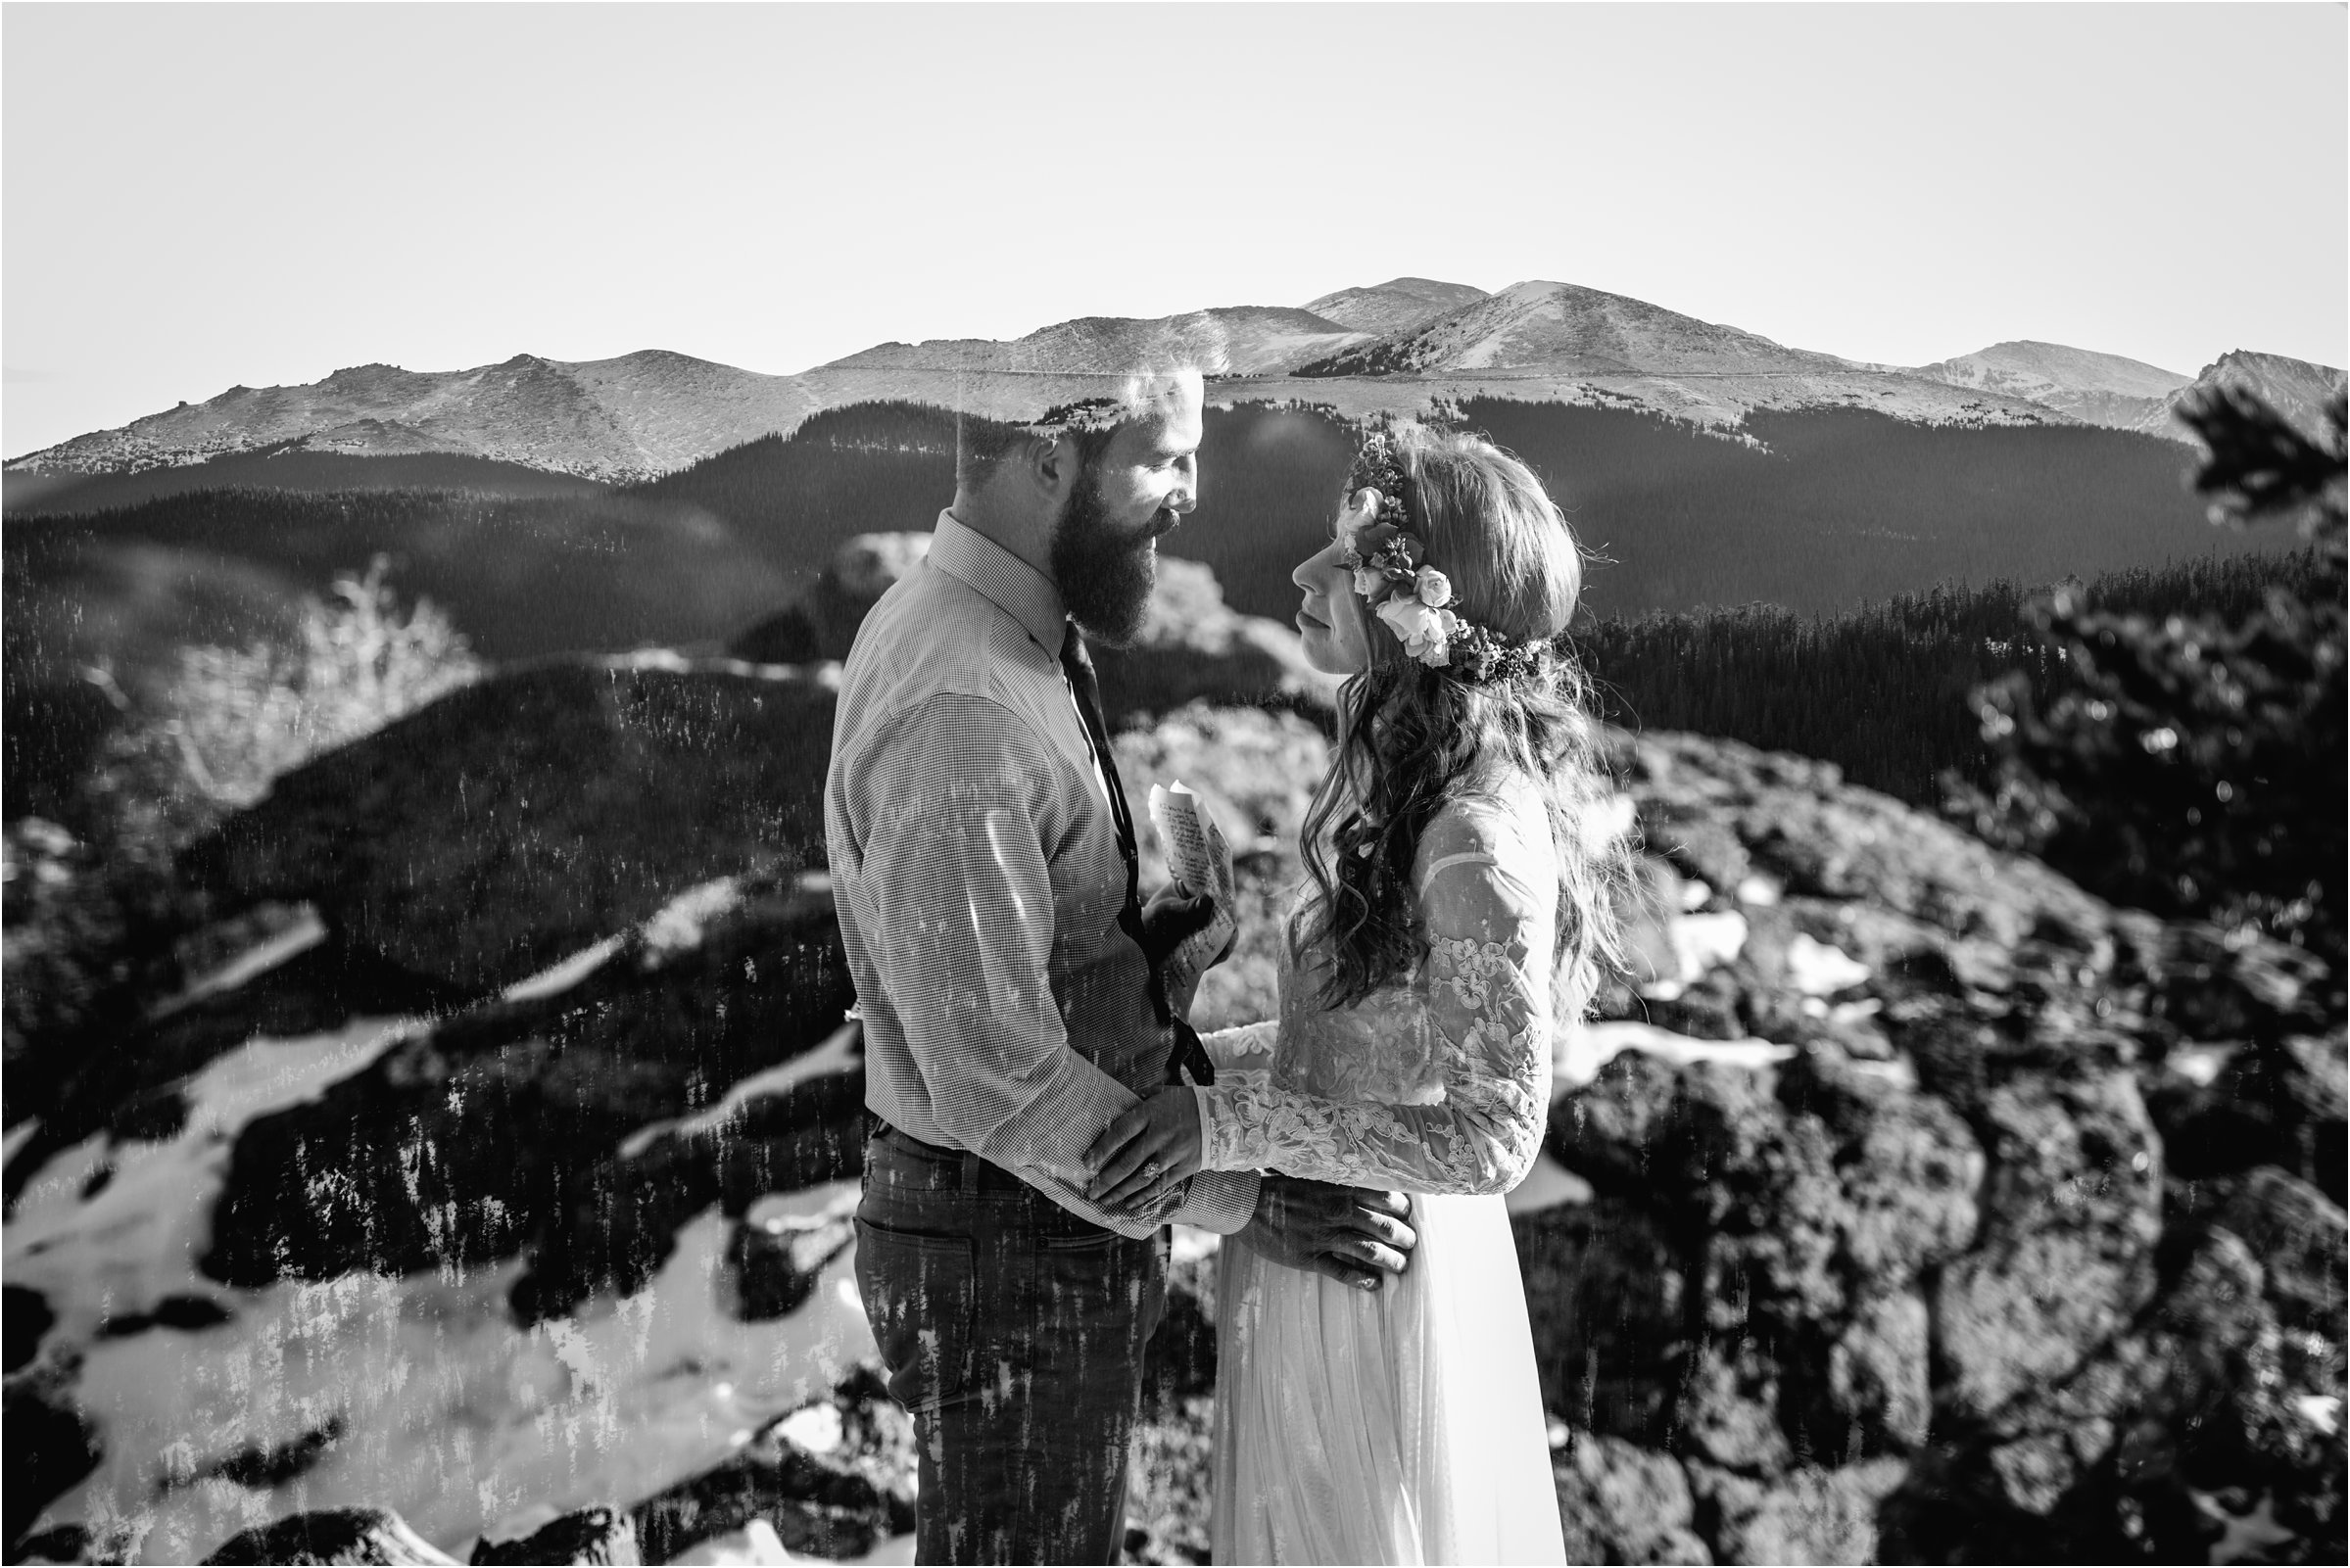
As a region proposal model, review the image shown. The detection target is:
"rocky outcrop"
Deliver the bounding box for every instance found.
[4,644,2340,1561]
[724,533,932,666]
[177,657,842,998]
[1514,731,2346,1565]
[198,866,860,1321]
[202,1508,459,1564]
[727,534,1338,723]
[467,1506,639,1565]
[179,1366,915,1567]
[1,656,853,1207]
[629,1365,914,1561]
[4,1372,100,1551]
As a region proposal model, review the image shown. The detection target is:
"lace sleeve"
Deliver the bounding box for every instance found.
[1191,802,1557,1195]
[1199,1022,1278,1092]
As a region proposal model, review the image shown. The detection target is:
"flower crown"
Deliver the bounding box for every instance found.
[1337,433,1549,684]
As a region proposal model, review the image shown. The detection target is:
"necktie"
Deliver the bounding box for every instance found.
[1060,623,1217,1087]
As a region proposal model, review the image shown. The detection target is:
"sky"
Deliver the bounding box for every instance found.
[4,1,2344,459]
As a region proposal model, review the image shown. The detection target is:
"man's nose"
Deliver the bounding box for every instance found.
[1170,456,1199,512]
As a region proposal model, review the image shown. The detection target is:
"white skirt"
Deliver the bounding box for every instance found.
[1210,1190,1568,1566]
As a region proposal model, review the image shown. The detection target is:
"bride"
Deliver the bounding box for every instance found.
[1085,425,1632,1565]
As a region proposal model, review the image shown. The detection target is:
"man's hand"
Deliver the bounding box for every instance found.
[1242,1174,1415,1292]
[1084,1087,1204,1210]
[1137,884,1235,1015]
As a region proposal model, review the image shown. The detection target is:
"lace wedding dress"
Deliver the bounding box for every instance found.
[1193,775,1571,1565]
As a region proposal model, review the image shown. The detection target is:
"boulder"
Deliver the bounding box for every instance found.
[198,868,860,1316]
[726,532,932,665]
[2,1284,52,1374]
[2214,1166,2347,1339]
[1691,1458,1908,1565]
[629,1365,915,1563]
[1552,1428,1711,1565]
[178,657,840,997]
[470,1506,641,1565]
[1092,556,1338,723]
[1511,1198,1690,1445]
[200,1508,456,1565]
[2,1372,99,1553]
[1513,728,2346,1563]
[1933,1067,2163,1424]
[725,537,1338,725]
[2153,1030,2348,1206]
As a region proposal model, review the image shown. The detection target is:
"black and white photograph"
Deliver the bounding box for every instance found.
[3,3,2344,1564]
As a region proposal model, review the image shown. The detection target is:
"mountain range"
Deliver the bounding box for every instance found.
[8,277,2342,495]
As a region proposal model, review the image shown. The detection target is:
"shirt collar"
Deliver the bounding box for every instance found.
[928,509,1069,654]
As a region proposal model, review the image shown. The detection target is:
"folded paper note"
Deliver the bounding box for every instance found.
[1147,780,1238,997]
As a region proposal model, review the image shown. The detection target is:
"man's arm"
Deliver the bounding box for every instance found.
[852,691,1258,1235]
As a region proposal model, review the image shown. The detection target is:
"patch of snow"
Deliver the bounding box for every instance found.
[1735,875,1781,907]
[502,935,626,1002]
[1557,1020,1796,1092]
[1788,932,1871,996]
[1676,879,1713,913]
[154,906,328,1017]
[1640,911,1749,1002]
[641,879,754,960]
[9,1019,877,1564]
[2294,1393,2341,1435]
[1505,1154,1593,1217]
[1843,1057,1917,1092]
[2188,1487,2299,1565]
[774,1403,844,1456]
[621,1023,863,1159]
[2170,1044,2234,1088]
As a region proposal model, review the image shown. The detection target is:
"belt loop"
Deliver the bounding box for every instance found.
[960,1149,982,1196]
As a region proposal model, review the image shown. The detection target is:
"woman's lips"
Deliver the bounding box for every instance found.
[1296,604,1328,630]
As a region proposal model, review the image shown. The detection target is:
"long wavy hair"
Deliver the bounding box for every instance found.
[1290,425,1636,1016]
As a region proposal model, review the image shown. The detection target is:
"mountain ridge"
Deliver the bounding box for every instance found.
[1295,279,1854,378]
[1302,277,1491,337]
[1901,339,2192,433]
[10,278,2337,487]
[821,305,1367,378]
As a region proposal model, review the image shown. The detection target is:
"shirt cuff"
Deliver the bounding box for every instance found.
[1170,1167,1261,1235]
[1192,1083,1249,1171]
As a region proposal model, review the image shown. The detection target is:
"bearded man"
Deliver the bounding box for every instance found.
[824,368,1417,1564]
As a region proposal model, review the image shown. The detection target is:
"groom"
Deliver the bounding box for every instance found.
[825,366,1417,1564]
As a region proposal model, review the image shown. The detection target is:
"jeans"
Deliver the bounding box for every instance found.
[854,1127,1170,1565]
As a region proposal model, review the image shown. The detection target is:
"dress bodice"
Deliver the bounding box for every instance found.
[1195,772,1571,1197]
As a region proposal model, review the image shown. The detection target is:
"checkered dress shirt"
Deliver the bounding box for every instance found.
[824,510,1262,1236]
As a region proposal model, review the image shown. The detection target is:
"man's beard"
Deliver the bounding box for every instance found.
[1050,469,1162,647]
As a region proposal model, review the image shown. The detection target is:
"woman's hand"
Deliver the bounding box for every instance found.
[1137,884,1232,1018]
[1084,1088,1204,1212]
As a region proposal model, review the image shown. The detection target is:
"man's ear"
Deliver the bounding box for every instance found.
[1027,431,1082,508]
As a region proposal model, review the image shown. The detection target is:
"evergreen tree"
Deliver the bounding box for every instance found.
[1948,388,2347,972]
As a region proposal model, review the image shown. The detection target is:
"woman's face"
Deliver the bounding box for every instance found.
[1292,488,1381,676]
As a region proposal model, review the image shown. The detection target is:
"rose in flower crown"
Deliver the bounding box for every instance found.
[1336,431,1549,683]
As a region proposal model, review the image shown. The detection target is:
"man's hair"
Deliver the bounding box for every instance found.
[952,367,1204,492]
[954,411,1114,492]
